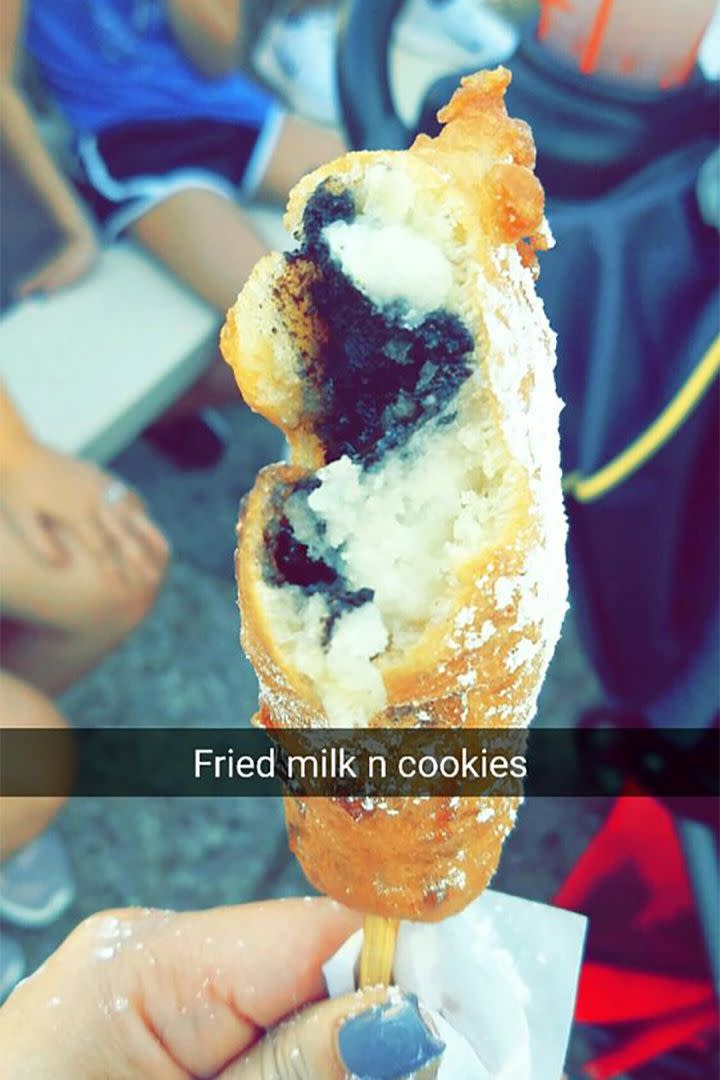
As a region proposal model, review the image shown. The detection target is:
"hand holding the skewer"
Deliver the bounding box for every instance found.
[1,897,445,1079]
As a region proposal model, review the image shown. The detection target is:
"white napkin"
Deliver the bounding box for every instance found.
[323,889,587,1079]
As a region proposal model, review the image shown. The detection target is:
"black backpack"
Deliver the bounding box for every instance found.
[503,39,719,709]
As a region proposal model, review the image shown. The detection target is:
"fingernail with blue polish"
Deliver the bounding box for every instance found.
[338,991,445,1079]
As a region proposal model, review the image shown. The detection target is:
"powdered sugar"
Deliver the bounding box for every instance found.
[454,606,476,629]
[427,864,468,903]
[506,637,539,673]
[476,239,569,690]
[495,577,516,610]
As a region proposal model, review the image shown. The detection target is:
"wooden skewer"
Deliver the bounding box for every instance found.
[359,914,400,987]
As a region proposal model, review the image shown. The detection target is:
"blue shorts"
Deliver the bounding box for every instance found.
[74,108,285,238]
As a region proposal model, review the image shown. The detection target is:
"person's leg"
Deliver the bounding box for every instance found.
[129,119,344,415]
[131,187,268,313]
[129,121,345,313]
[130,187,268,417]
[0,513,168,696]
[0,672,69,859]
[257,112,345,204]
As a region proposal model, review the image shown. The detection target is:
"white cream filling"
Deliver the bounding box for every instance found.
[266,388,513,728]
[304,392,503,632]
[260,588,389,728]
[322,219,454,325]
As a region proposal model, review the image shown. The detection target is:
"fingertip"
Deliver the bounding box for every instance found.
[126,509,171,566]
[125,489,147,513]
[230,986,395,1080]
[254,895,362,941]
[336,989,446,1080]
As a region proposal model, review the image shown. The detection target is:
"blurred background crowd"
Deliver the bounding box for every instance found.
[0,2,718,1076]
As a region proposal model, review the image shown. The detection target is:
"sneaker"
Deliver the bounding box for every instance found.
[397,0,518,63]
[0,830,75,930]
[253,8,340,127]
[144,408,229,470]
[0,929,25,1002]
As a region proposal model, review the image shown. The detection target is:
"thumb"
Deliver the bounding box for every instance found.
[223,987,446,1080]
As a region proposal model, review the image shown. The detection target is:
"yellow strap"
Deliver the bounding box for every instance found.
[564,336,720,503]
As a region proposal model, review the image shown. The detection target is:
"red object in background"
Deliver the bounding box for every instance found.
[554,795,718,1078]
[577,0,615,75]
[536,0,711,86]
[537,0,574,42]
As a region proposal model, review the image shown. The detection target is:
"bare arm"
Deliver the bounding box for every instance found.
[1,0,92,240]
[0,0,98,295]
[166,0,245,76]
